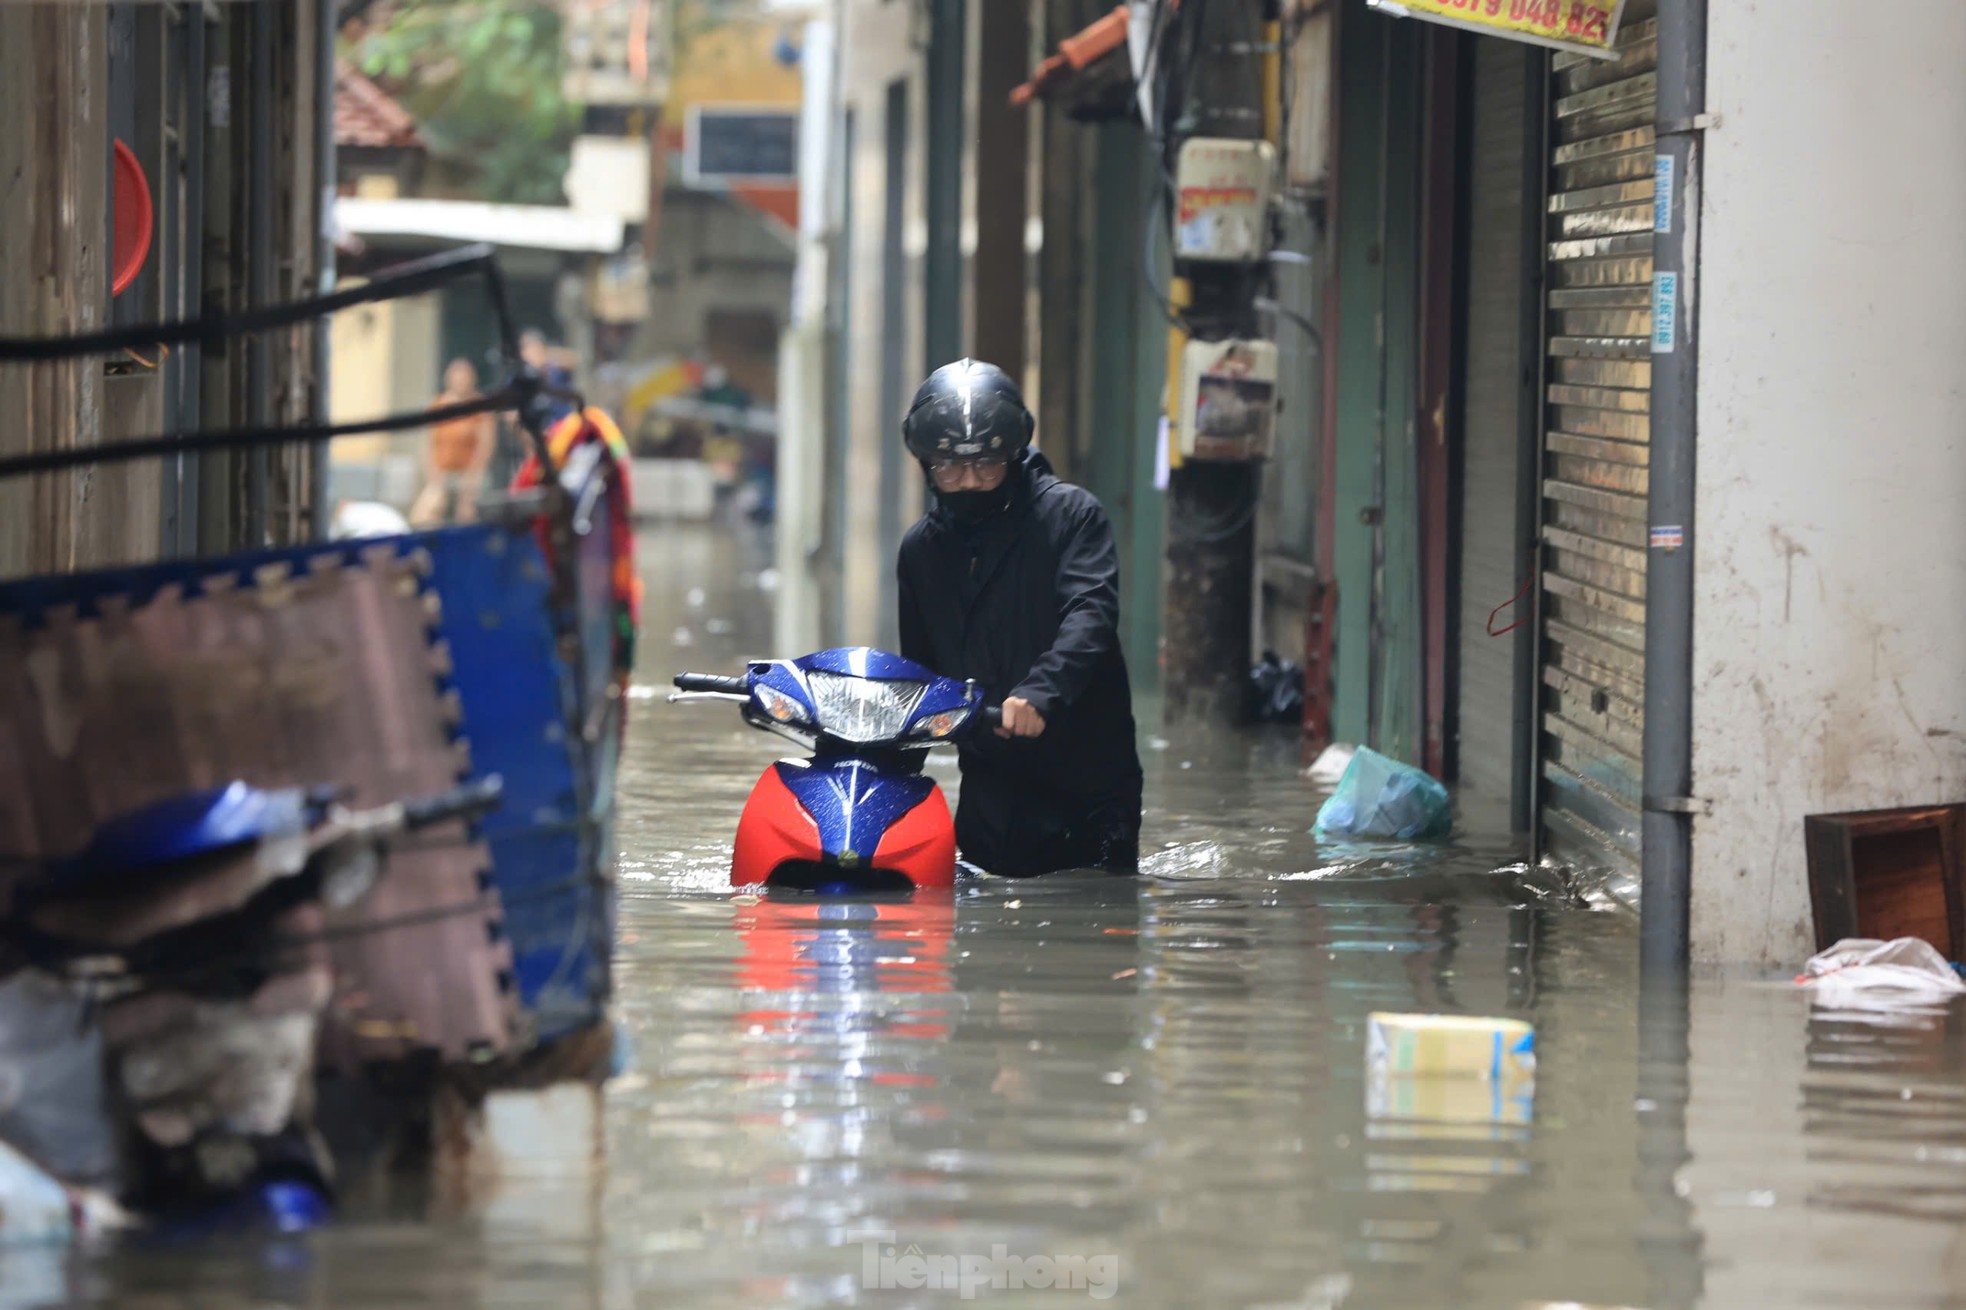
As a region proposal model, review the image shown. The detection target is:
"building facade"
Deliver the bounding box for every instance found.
[0,0,333,577]
[1303,0,1966,964]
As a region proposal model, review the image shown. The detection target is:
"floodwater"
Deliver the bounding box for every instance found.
[10,520,1966,1309]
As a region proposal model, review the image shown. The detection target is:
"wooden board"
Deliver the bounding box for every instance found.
[1805,804,1965,958]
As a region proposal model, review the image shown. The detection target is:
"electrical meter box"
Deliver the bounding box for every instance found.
[1174,138,1277,263]
[1178,338,1278,461]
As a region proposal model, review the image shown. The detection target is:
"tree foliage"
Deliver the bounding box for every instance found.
[347,1,580,206]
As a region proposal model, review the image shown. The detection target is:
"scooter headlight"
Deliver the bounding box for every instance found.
[910,706,973,740]
[754,683,811,725]
[805,672,927,744]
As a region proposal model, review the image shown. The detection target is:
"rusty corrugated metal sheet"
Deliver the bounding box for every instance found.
[0,547,517,1067]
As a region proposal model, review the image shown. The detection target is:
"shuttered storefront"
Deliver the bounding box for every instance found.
[1537,8,1657,884]
[1454,39,1539,834]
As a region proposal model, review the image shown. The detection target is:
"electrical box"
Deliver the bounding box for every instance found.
[1178,338,1278,462]
[1174,138,1277,263]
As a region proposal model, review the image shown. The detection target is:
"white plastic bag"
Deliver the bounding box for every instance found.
[1307,743,1356,787]
[1797,936,1966,1010]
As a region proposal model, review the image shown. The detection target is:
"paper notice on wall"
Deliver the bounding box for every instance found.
[1154,416,1171,491]
[1365,0,1627,61]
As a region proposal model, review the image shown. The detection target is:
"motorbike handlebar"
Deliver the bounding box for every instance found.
[978,705,1002,731]
[401,775,505,830]
[673,672,749,695]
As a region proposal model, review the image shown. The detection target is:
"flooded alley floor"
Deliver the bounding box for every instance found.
[12,522,1966,1309]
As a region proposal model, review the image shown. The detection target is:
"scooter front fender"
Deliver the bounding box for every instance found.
[732,765,823,887]
[731,759,955,890]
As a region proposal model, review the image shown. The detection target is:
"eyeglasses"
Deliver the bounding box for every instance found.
[929,456,1008,483]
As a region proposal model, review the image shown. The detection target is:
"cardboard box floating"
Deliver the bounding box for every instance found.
[1366,1013,1536,1081]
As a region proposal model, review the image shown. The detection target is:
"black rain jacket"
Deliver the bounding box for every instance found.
[897,450,1143,874]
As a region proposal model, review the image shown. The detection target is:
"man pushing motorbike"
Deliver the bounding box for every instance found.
[896,359,1144,877]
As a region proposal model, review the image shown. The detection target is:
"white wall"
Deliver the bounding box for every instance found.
[328,291,441,508]
[837,0,927,646]
[1692,4,1966,964]
[774,18,836,657]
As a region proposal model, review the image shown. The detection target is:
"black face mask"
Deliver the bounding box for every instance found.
[938,486,1012,526]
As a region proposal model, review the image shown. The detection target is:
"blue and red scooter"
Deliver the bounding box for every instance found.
[671,648,997,892]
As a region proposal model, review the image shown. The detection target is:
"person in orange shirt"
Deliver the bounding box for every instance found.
[409,358,494,526]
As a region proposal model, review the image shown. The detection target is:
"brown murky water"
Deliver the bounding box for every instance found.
[8,521,1965,1308]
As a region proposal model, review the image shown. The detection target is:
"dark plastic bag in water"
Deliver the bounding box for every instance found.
[1314,745,1452,841]
[1247,650,1305,724]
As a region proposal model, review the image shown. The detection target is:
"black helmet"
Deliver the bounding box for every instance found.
[901,358,1034,463]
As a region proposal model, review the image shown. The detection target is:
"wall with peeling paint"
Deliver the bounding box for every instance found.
[1692,4,1966,965]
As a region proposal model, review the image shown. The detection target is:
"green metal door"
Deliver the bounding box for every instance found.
[1085,123,1166,689]
[1331,4,1425,759]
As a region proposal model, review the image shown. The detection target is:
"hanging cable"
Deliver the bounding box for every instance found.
[1486,574,1537,638]
[0,386,535,481]
[0,243,504,362]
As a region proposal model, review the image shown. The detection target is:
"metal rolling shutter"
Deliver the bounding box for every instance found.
[1454,39,1536,833]
[1537,10,1657,885]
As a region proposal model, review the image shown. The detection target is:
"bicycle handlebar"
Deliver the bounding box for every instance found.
[401,775,505,830]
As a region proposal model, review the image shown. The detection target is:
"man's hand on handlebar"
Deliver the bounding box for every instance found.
[995,696,1046,739]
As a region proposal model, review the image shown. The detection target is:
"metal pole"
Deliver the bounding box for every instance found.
[311,0,336,540]
[178,5,208,554]
[1161,0,1267,728]
[1641,0,1707,977]
[245,0,274,546]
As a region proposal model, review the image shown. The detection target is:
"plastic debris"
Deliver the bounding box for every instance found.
[0,1142,77,1247]
[1367,1012,1536,1081]
[0,972,116,1185]
[1314,746,1452,841]
[1307,743,1355,786]
[1797,937,1966,1009]
[329,500,410,540]
[1246,650,1304,724]
[0,1140,125,1249]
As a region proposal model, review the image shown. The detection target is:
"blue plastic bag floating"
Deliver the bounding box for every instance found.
[1314,746,1452,841]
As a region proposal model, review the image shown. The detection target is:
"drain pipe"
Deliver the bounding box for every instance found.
[310,0,337,540]
[1641,0,1707,977]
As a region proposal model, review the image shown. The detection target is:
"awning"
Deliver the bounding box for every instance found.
[333,197,625,254]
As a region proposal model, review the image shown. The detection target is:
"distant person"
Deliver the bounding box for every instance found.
[895,359,1143,877]
[520,328,577,428]
[409,359,493,526]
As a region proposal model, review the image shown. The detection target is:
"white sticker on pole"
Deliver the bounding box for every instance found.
[1652,271,1678,354]
[1654,155,1674,233]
